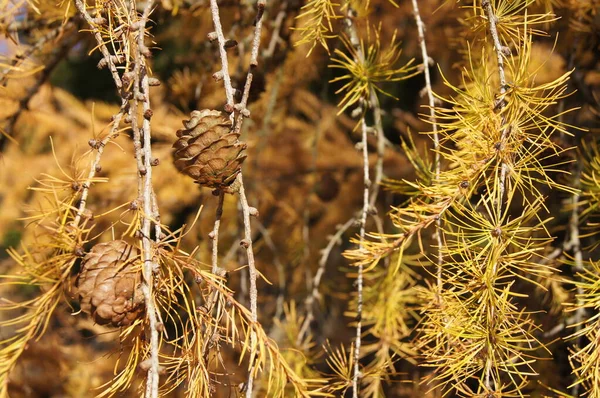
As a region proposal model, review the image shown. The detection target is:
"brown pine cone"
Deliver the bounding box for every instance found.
[76,240,145,327]
[173,109,247,189]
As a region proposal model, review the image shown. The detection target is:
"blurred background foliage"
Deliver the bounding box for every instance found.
[0,0,599,396]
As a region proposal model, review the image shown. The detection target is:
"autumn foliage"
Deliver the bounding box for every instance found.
[0,0,599,397]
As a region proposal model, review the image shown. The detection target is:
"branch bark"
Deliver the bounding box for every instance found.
[130,2,161,396]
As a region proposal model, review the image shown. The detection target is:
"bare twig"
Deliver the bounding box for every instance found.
[298,88,327,339]
[211,191,225,275]
[209,0,235,109]
[233,0,267,134]
[539,187,585,343]
[569,168,585,397]
[202,191,226,360]
[236,173,259,398]
[298,217,355,344]
[203,190,225,322]
[73,105,127,229]
[368,92,385,210]
[342,8,373,396]
[543,313,581,338]
[254,220,286,323]
[352,115,370,398]
[263,2,287,59]
[483,1,507,96]
[253,66,284,169]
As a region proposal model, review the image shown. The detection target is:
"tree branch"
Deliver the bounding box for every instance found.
[298,217,355,345]
[343,9,372,396]
[410,0,443,296]
[236,173,259,398]
[129,1,161,396]
[209,0,235,109]
[209,0,267,395]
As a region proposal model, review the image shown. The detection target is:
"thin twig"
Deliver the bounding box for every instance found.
[211,191,225,275]
[410,0,443,295]
[73,1,132,230]
[202,191,226,360]
[343,9,372,396]
[368,91,384,209]
[203,190,225,319]
[73,0,129,206]
[263,3,287,59]
[209,0,235,109]
[73,105,127,229]
[77,0,161,394]
[543,313,581,338]
[569,167,584,397]
[364,90,388,253]
[253,66,284,169]
[74,0,123,89]
[298,86,327,338]
[233,0,267,134]
[254,220,286,322]
[352,115,370,398]
[297,218,355,344]
[236,173,259,398]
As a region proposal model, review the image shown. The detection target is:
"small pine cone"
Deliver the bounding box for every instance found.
[76,240,145,327]
[173,109,247,188]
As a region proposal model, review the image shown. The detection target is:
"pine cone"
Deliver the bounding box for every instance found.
[76,240,145,327]
[173,109,247,188]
